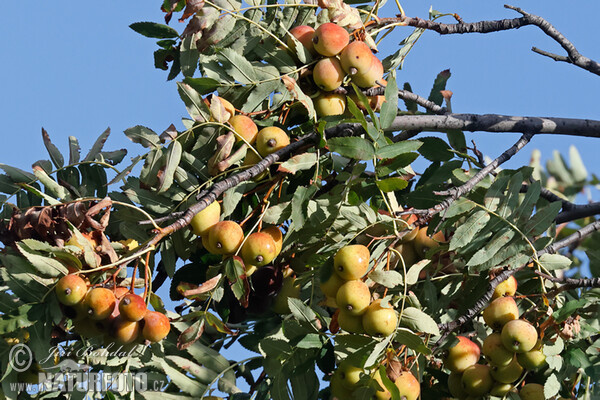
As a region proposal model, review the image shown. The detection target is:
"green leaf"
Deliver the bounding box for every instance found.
[68,136,80,164]
[130,22,179,39]
[375,177,408,192]
[0,304,34,334]
[346,96,369,132]
[177,82,211,122]
[380,70,399,130]
[466,228,515,267]
[224,256,249,307]
[0,164,35,183]
[525,202,561,236]
[449,210,490,251]
[544,374,561,399]
[157,140,182,193]
[180,35,200,78]
[278,153,317,174]
[41,128,64,168]
[444,197,476,218]
[33,166,67,200]
[427,69,451,107]
[382,28,425,71]
[16,242,69,278]
[446,129,466,152]
[376,140,422,160]
[369,270,403,288]
[539,253,572,271]
[394,328,431,355]
[400,307,440,335]
[83,127,111,162]
[351,83,380,133]
[418,137,453,162]
[327,137,375,160]
[159,359,205,396]
[222,182,254,218]
[108,154,144,185]
[402,82,417,111]
[218,48,258,85]
[183,77,221,95]
[287,298,318,329]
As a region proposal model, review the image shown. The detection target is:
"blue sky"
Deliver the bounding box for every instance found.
[1,1,599,393]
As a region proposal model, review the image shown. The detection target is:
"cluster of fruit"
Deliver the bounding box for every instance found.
[330,360,420,400]
[444,276,557,399]
[203,95,291,178]
[287,22,385,117]
[190,200,283,276]
[320,244,398,337]
[55,274,170,345]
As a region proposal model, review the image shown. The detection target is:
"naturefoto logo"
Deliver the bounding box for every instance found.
[9,344,165,393]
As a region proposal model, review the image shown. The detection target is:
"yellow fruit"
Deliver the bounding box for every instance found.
[350,56,384,88]
[444,336,481,373]
[314,93,346,117]
[483,296,519,331]
[262,225,283,256]
[333,244,370,280]
[256,127,290,157]
[337,310,364,333]
[492,275,518,299]
[413,227,445,255]
[272,276,301,314]
[320,271,345,298]
[55,274,88,306]
[335,280,370,316]
[190,201,221,237]
[339,41,375,76]
[394,371,420,400]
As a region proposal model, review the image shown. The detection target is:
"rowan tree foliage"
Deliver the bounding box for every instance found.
[0,1,599,399]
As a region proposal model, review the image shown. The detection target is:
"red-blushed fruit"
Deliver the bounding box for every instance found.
[517,348,547,370]
[461,364,493,397]
[337,309,364,333]
[119,293,147,322]
[111,316,141,344]
[114,286,129,300]
[312,23,349,57]
[492,275,518,299]
[262,225,283,257]
[482,296,519,331]
[142,311,170,342]
[444,336,481,373]
[501,319,538,353]
[519,383,545,400]
[489,356,523,383]
[287,25,316,55]
[362,300,398,337]
[394,371,420,400]
[207,221,244,255]
[229,115,258,144]
[447,372,467,399]
[313,57,344,91]
[256,127,290,157]
[55,274,88,306]
[241,232,277,267]
[85,288,116,320]
[339,40,375,76]
[314,93,346,117]
[482,332,514,367]
[335,280,371,316]
[350,56,383,88]
[333,244,370,280]
[190,201,221,237]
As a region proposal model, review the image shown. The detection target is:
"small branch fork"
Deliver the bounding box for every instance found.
[397,5,600,76]
[436,218,600,344]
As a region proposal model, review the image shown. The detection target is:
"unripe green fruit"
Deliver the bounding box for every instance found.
[55,274,88,306]
[335,280,370,316]
[337,361,363,389]
[190,201,221,237]
[337,309,364,333]
[256,127,290,157]
[482,332,514,367]
[287,25,316,55]
[490,382,514,397]
[447,371,467,399]
[350,56,383,88]
[85,288,116,320]
[313,57,344,91]
[119,293,147,322]
[320,271,345,298]
[207,221,244,255]
[501,319,538,353]
[142,311,170,343]
[492,275,518,299]
[394,371,420,400]
[333,244,370,280]
[312,23,349,57]
[330,369,353,399]
[519,383,545,400]
[362,300,397,337]
[482,296,519,331]
[229,115,258,144]
[390,242,419,270]
[444,336,481,373]
[241,232,277,267]
[489,356,523,383]
[461,364,493,397]
[314,93,346,117]
[272,276,300,314]
[517,348,547,370]
[339,41,375,76]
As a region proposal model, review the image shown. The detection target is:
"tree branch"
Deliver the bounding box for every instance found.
[410,133,533,218]
[539,219,600,255]
[362,86,447,115]
[519,184,600,224]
